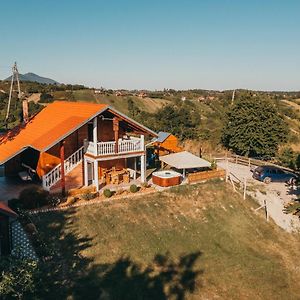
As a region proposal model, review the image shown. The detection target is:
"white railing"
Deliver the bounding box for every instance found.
[42,146,84,190]
[86,136,144,156]
[65,146,84,173]
[97,141,115,155]
[42,164,61,191]
[118,139,141,153]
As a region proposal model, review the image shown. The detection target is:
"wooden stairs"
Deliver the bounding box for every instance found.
[49,162,84,194]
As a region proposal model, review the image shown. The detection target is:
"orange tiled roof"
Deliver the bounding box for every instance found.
[0,101,108,164]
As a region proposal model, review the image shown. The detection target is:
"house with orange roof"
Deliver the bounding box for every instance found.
[0,101,157,195]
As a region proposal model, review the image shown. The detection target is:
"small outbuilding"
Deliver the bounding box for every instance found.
[152,132,182,156]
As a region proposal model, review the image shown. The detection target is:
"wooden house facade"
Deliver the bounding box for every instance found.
[0,101,157,194]
[153,131,182,156]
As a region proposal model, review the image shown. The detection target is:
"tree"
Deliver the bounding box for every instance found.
[277,147,296,169]
[40,92,54,103]
[154,102,200,140]
[127,98,141,118]
[222,94,288,157]
[0,256,38,299]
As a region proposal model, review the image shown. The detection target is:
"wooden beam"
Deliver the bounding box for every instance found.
[60,140,66,196]
[93,117,98,156]
[113,117,119,153]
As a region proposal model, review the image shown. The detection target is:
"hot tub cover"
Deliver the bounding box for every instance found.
[159,151,211,169]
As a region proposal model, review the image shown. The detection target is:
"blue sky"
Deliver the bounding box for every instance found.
[1,0,300,90]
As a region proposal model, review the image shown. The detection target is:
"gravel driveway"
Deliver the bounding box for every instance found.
[218,160,300,233]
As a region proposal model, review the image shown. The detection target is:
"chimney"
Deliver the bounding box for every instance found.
[22,99,29,124]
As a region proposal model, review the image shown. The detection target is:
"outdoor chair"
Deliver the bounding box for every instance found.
[18,163,36,181]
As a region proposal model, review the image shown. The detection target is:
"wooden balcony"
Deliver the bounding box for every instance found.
[86,136,144,157]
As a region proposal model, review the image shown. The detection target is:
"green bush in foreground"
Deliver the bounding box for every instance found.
[130,184,138,193]
[19,186,50,209]
[0,256,38,299]
[81,191,97,201]
[103,189,112,198]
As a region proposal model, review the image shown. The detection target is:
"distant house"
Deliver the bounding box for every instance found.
[152,132,182,156]
[181,96,186,101]
[138,92,147,98]
[0,101,157,194]
[94,90,103,94]
[0,202,17,256]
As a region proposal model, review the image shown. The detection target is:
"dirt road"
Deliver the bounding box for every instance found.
[218,160,300,233]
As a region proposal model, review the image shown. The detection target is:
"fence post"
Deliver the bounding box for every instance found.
[264,199,269,222]
[229,176,236,192]
[243,178,247,200]
[226,157,229,182]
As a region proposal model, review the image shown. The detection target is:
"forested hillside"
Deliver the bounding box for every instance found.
[1,80,300,167]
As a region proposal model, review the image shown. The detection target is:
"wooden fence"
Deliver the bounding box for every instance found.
[187,168,226,184]
[215,154,296,174]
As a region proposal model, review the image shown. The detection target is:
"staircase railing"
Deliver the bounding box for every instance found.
[42,146,84,190]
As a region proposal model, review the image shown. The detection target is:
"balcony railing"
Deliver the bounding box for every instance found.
[86,136,144,156]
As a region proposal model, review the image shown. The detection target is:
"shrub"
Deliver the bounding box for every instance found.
[81,191,97,201]
[8,198,23,211]
[81,192,90,201]
[67,197,78,206]
[47,196,61,207]
[19,187,50,209]
[141,182,149,188]
[24,223,38,235]
[103,189,112,198]
[0,256,38,299]
[130,184,138,193]
[39,92,54,103]
[211,160,217,170]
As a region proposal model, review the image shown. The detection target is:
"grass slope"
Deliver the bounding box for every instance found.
[52,90,169,114]
[31,181,300,299]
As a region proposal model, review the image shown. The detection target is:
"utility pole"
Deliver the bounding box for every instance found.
[231,89,236,105]
[5,62,22,123]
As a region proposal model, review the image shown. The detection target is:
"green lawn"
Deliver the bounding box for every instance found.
[31,182,300,299]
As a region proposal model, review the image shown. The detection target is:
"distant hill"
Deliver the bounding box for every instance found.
[4,72,59,85]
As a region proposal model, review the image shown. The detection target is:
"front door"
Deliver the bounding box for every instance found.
[87,162,93,185]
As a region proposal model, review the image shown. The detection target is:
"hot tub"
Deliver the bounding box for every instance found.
[152,170,182,187]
